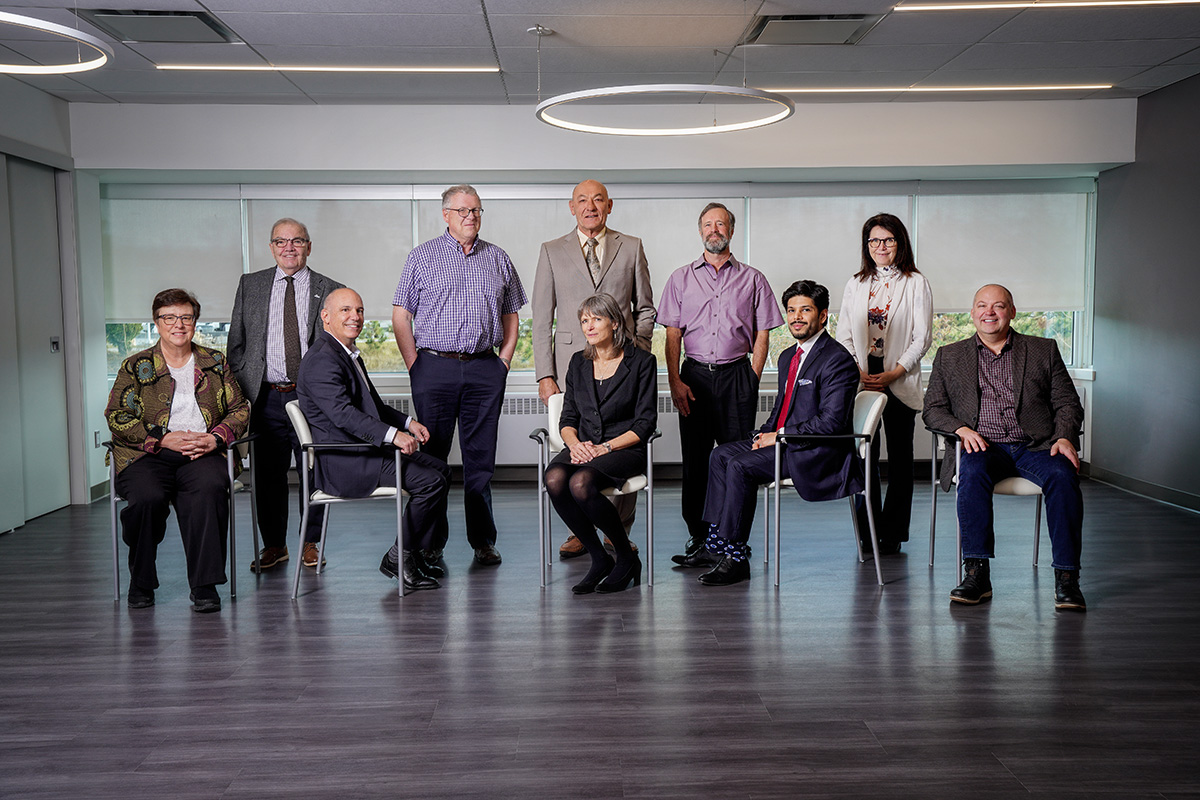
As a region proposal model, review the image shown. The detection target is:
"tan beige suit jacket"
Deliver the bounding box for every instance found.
[532,227,655,383]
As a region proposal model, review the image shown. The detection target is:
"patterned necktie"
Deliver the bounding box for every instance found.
[777,346,804,432]
[584,237,601,286]
[283,275,301,381]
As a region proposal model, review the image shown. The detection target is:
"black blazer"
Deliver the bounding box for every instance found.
[296,331,411,498]
[923,330,1083,490]
[560,345,657,446]
[760,332,864,502]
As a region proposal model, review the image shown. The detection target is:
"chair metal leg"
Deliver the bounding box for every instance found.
[849,496,865,562]
[773,444,782,588]
[929,433,938,568]
[249,441,261,575]
[316,511,330,576]
[537,444,547,588]
[862,468,884,586]
[763,485,770,564]
[646,440,654,588]
[226,449,237,600]
[396,448,404,598]
[110,462,121,602]
[1033,494,1043,568]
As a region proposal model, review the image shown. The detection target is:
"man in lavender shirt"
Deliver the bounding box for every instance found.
[658,202,784,568]
[392,185,527,568]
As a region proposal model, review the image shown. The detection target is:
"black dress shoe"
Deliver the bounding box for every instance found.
[596,555,642,593]
[189,585,221,613]
[671,548,719,568]
[572,555,615,595]
[876,540,902,556]
[127,584,154,609]
[474,545,502,567]
[413,550,445,579]
[379,552,439,591]
[1054,569,1087,611]
[682,537,705,557]
[950,558,992,604]
[698,556,751,586]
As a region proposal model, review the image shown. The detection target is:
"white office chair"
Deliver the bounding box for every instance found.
[284,400,410,598]
[763,390,889,587]
[106,435,253,602]
[927,428,1044,581]
[529,392,660,588]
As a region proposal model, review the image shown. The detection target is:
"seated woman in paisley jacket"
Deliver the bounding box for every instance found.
[106,288,249,613]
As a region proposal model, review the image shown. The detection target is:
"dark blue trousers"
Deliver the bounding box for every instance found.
[957,442,1083,571]
[409,351,507,550]
[702,439,791,547]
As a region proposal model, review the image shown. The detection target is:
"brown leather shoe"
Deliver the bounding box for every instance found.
[603,536,638,554]
[250,546,288,573]
[558,534,586,560]
[301,542,326,569]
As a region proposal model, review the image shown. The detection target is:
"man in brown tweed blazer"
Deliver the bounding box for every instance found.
[923,284,1086,611]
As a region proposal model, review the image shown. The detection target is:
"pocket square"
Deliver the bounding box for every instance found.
[797,378,813,386]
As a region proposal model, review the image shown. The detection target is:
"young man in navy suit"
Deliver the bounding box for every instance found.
[685,280,863,586]
[297,288,451,591]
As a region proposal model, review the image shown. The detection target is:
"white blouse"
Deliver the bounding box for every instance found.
[167,356,207,433]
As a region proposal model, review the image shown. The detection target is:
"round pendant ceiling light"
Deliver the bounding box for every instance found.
[0,11,114,75]
[535,83,795,136]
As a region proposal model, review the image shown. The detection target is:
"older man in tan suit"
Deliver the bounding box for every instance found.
[532,179,656,559]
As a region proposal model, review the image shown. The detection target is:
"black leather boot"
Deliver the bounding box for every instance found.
[1054,569,1087,611]
[950,558,992,604]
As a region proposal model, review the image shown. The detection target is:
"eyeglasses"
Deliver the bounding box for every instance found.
[444,207,483,218]
[867,237,897,248]
[270,237,310,248]
[156,314,196,326]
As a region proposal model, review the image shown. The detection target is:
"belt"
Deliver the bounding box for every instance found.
[419,348,494,361]
[684,357,746,373]
[265,382,296,393]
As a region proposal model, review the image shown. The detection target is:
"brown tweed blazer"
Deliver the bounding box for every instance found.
[922,330,1083,491]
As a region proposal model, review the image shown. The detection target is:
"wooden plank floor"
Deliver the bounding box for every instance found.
[1,479,1198,799]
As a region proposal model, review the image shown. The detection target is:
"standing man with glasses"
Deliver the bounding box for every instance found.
[228,218,343,573]
[393,185,527,567]
[659,202,784,569]
[532,179,656,560]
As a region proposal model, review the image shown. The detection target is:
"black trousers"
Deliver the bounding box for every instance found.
[678,358,759,541]
[378,450,452,553]
[252,386,324,549]
[860,355,917,544]
[116,450,229,591]
[409,351,506,550]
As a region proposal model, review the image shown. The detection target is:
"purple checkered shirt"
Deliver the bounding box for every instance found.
[393,230,527,353]
[975,334,1026,443]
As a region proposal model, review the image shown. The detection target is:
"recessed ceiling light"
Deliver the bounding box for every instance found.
[766,84,1111,92]
[156,64,499,73]
[896,1,1200,10]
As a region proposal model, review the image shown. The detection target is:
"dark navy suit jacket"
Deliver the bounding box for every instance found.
[761,332,864,502]
[296,330,411,498]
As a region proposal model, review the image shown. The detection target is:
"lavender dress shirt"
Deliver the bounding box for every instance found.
[393,230,527,354]
[656,255,783,364]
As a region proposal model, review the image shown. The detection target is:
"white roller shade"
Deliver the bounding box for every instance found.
[917,193,1088,312]
[102,199,243,322]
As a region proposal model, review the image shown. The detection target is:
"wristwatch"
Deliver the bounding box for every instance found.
[602,442,613,453]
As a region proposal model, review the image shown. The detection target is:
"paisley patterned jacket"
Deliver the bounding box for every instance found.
[105,342,250,474]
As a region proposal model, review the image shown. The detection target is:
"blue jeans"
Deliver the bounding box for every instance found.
[956,442,1083,571]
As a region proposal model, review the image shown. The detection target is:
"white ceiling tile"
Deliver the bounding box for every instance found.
[1118,63,1200,88]
[67,65,301,92]
[1166,43,1200,65]
[218,12,493,48]
[207,0,479,11]
[917,66,1143,85]
[860,11,1021,46]
[499,46,724,74]
[945,40,1200,70]
[281,71,506,96]
[735,43,965,71]
[252,44,498,69]
[126,42,270,67]
[99,91,315,104]
[487,13,743,48]
[984,7,1200,43]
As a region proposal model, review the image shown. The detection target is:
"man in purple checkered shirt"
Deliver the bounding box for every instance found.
[924,284,1086,612]
[392,185,527,568]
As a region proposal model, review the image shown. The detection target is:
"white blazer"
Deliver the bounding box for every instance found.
[835,270,933,411]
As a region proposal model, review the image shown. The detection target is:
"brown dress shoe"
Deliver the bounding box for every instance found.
[559,534,586,560]
[301,542,326,569]
[602,536,638,554]
[250,546,288,573]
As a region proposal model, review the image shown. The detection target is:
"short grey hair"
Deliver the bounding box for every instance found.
[441,184,481,208]
[697,202,735,235]
[270,217,310,240]
[578,293,629,359]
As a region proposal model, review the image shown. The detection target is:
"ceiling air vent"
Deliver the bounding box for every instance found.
[745,15,883,46]
[72,9,240,44]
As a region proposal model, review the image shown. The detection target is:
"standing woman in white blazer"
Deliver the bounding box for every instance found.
[836,213,933,555]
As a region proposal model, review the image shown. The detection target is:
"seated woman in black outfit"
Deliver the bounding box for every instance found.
[546,293,658,594]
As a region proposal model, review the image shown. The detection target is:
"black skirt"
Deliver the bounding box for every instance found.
[550,443,647,484]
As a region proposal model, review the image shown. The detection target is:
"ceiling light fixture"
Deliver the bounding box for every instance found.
[767,83,1112,92]
[0,11,114,75]
[156,64,498,73]
[535,84,796,136]
[896,1,1200,10]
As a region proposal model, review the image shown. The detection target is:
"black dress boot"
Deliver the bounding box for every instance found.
[950,558,992,604]
[1054,569,1087,611]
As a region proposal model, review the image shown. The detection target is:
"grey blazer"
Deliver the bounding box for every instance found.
[226,266,344,404]
[922,330,1084,491]
[532,227,656,384]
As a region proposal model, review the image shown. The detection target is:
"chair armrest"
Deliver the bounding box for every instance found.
[777,432,869,443]
[300,442,396,451]
[925,426,961,441]
[228,432,258,447]
[529,427,549,444]
[648,429,662,443]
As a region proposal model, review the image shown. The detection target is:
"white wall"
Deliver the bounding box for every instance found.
[69,100,1137,178]
[0,77,71,167]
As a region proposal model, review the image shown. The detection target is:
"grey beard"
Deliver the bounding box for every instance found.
[704,235,730,254]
